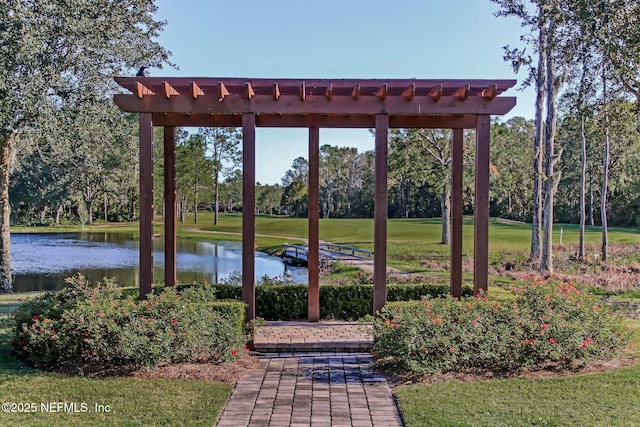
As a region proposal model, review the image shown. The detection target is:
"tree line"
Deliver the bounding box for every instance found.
[11,110,640,236]
[3,0,640,292]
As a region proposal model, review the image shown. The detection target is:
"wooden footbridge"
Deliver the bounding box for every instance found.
[282,243,373,266]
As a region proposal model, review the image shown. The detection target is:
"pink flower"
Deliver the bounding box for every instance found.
[549,338,557,345]
[97,312,104,317]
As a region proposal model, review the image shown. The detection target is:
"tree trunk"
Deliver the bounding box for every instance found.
[0,134,13,292]
[40,206,48,223]
[601,67,609,262]
[214,169,220,225]
[540,22,561,274]
[103,193,108,222]
[87,200,93,225]
[589,169,594,226]
[530,29,546,264]
[194,177,198,224]
[579,117,587,260]
[55,205,64,226]
[441,188,451,245]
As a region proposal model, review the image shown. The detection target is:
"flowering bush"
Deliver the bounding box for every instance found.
[11,275,247,370]
[373,278,628,374]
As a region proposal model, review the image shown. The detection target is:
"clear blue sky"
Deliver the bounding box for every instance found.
[154,0,534,185]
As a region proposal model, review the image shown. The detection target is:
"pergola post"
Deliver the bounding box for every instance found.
[242,114,256,321]
[451,128,464,298]
[164,126,177,287]
[374,114,389,314]
[139,113,154,299]
[474,115,491,294]
[308,127,320,321]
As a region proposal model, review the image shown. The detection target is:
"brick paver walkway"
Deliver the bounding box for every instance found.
[216,322,403,427]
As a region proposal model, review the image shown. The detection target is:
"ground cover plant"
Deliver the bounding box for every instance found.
[11,275,247,371]
[373,277,629,375]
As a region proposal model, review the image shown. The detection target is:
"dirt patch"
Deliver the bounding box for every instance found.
[133,355,262,385]
[384,356,636,388]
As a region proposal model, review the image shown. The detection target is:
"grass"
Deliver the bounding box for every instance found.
[0,294,232,427]
[394,318,640,427]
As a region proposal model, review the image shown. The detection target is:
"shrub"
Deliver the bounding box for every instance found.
[373,278,629,374]
[12,275,247,370]
[177,280,470,320]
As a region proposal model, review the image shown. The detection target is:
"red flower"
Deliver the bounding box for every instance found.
[582,337,592,348]
[549,338,557,345]
[231,349,238,356]
[33,315,39,321]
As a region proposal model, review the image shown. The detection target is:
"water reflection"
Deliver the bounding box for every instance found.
[11,232,307,292]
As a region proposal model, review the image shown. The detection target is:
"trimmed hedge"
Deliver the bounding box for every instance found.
[177,282,473,320]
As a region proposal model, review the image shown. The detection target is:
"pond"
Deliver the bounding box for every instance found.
[10,233,307,292]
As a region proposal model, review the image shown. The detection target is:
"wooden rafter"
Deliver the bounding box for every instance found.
[273,83,280,100]
[135,82,154,99]
[453,84,470,100]
[351,84,360,100]
[245,82,255,100]
[376,84,388,100]
[190,82,204,99]
[402,83,416,101]
[428,84,442,102]
[217,82,229,100]
[116,77,517,97]
[325,84,333,100]
[480,84,497,100]
[163,82,179,99]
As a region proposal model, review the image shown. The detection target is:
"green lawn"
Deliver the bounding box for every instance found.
[395,319,640,427]
[0,294,232,427]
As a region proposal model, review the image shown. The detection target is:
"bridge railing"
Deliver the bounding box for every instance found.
[321,243,373,259]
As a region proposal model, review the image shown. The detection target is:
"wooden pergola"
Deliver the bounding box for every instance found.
[113,77,516,321]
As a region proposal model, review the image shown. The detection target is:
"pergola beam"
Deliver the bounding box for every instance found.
[151,113,480,129]
[114,94,516,116]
